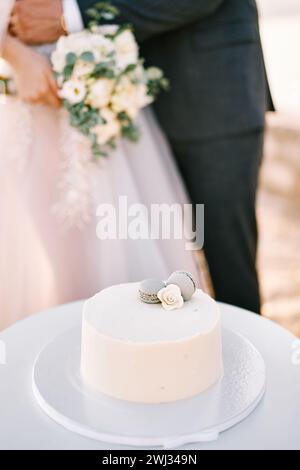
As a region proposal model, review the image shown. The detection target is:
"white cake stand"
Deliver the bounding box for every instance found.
[32,327,266,449]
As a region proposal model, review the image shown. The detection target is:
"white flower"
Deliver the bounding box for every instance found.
[0,58,13,79]
[55,34,73,54]
[56,75,64,88]
[130,64,147,83]
[72,61,94,79]
[52,32,115,72]
[146,67,163,81]
[51,48,66,73]
[60,80,86,104]
[136,83,153,108]
[86,78,115,108]
[157,284,184,311]
[95,25,119,37]
[56,32,94,56]
[114,30,139,70]
[92,34,115,61]
[111,76,141,119]
[91,108,120,145]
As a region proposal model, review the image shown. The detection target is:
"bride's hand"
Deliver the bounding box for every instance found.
[2,35,61,108]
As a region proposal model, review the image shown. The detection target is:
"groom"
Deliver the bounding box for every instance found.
[10,0,273,314]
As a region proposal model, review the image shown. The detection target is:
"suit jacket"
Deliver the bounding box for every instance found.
[77,0,274,142]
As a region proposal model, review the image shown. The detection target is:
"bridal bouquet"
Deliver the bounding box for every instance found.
[51,3,168,158]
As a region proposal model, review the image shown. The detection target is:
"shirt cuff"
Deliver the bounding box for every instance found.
[62,0,84,33]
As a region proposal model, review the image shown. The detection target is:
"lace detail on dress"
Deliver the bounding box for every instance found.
[53,109,101,228]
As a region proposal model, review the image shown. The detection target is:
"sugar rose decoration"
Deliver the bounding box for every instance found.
[157,284,184,311]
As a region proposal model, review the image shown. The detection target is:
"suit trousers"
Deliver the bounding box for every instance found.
[170,129,264,313]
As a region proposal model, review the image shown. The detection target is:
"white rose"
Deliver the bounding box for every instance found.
[90,35,115,62]
[72,61,94,79]
[60,80,86,104]
[130,64,147,83]
[55,35,69,54]
[0,58,13,79]
[95,25,119,37]
[136,83,153,108]
[75,34,113,63]
[54,34,82,60]
[157,284,184,311]
[86,79,115,108]
[146,67,163,81]
[51,49,66,73]
[114,30,139,70]
[63,32,94,56]
[92,108,120,145]
[56,75,64,88]
[111,76,140,119]
[54,32,115,65]
[52,34,83,72]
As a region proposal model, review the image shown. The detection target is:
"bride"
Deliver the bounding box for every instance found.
[0,1,200,330]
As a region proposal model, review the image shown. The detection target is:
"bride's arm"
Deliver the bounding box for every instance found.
[1,34,61,107]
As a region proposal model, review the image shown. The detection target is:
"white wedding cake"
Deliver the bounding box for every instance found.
[80,274,223,404]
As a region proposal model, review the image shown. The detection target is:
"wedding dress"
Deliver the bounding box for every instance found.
[0,2,200,330]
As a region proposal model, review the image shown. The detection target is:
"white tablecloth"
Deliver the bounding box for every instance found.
[0,301,299,450]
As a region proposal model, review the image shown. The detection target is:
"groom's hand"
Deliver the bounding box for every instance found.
[10,0,65,45]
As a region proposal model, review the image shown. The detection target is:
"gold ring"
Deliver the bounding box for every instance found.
[61,14,68,34]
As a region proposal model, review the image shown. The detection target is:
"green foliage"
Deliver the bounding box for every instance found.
[117,111,129,122]
[65,101,102,138]
[55,1,170,159]
[114,23,133,36]
[90,138,108,158]
[80,51,95,62]
[66,52,77,66]
[147,77,170,98]
[91,62,115,79]
[121,121,140,142]
[63,64,75,80]
[86,1,120,28]
[122,63,137,75]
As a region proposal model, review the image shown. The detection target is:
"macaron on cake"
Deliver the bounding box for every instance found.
[81,271,222,403]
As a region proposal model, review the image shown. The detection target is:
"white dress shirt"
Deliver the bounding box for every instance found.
[62,0,84,33]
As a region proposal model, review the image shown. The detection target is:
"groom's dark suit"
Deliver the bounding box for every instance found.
[78,0,273,313]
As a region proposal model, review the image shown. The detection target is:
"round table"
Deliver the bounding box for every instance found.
[0,301,299,450]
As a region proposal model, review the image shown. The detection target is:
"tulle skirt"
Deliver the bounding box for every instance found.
[0,98,200,330]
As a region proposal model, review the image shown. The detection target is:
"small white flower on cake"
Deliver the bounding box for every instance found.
[157,284,184,311]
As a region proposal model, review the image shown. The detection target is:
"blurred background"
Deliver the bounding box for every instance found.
[256,0,300,336]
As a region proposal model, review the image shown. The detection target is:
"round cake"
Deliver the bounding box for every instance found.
[80,282,223,403]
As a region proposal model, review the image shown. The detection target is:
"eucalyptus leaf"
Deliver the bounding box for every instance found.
[66,52,77,66]
[86,8,98,18]
[80,51,95,62]
[122,122,140,142]
[63,64,74,79]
